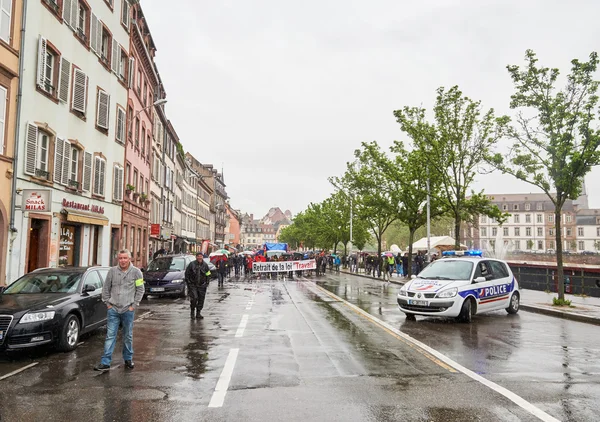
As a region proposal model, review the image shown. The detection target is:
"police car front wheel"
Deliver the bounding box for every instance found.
[457,298,474,323]
[506,292,520,314]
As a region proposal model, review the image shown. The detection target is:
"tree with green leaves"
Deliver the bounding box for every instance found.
[394,86,509,249]
[488,50,600,301]
[330,142,400,256]
[359,141,446,277]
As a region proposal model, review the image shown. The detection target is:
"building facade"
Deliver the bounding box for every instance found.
[122,3,158,268]
[0,0,23,284]
[9,0,131,281]
[465,193,586,253]
[225,204,241,248]
[575,209,600,253]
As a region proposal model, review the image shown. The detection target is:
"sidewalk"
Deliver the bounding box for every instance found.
[340,269,600,325]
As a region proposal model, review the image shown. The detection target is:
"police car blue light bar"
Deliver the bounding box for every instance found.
[442,250,483,257]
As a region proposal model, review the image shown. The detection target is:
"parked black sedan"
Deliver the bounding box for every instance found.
[143,255,217,299]
[0,266,110,352]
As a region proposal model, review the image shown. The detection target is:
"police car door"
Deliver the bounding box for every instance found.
[472,260,497,314]
[487,260,512,310]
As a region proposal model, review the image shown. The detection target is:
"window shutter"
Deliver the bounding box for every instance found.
[82,151,92,191]
[95,20,103,58]
[93,157,101,194]
[0,87,6,155]
[36,36,47,88]
[58,57,71,103]
[72,68,87,113]
[90,14,99,53]
[63,0,72,27]
[116,107,125,143]
[96,90,110,129]
[24,123,38,176]
[99,159,106,196]
[62,141,71,185]
[111,39,119,73]
[128,57,135,88]
[70,0,79,30]
[113,165,124,201]
[54,137,65,184]
[122,0,130,30]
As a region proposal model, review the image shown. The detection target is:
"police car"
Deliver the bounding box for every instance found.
[397,251,520,322]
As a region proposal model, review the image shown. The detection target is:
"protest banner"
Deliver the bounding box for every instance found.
[252,259,316,273]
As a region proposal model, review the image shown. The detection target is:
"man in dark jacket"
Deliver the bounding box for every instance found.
[184,252,212,319]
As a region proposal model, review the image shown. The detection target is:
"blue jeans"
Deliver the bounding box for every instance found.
[101,307,135,366]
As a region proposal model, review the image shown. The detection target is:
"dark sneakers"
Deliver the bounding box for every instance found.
[94,363,110,372]
[124,360,134,369]
[196,311,204,319]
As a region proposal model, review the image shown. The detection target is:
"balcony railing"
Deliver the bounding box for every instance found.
[68,179,80,189]
[43,0,59,13]
[35,168,49,179]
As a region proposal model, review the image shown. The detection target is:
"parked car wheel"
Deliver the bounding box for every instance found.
[58,314,80,352]
[506,292,520,314]
[179,284,188,299]
[457,298,473,323]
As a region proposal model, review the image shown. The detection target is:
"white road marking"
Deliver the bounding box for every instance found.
[208,348,239,408]
[235,314,249,338]
[311,283,560,422]
[0,362,39,381]
[135,311,152,322]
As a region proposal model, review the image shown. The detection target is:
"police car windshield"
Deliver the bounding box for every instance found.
[417,260,473,280]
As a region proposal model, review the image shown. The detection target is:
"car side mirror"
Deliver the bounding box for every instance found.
[473,276,486,283]
[83,284,96,293]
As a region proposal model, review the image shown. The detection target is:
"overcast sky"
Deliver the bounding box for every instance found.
[142,0,600,218]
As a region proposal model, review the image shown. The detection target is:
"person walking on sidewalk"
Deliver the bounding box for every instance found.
[217,257,227,287]
[94,249,145,372]
[185,252,212,319]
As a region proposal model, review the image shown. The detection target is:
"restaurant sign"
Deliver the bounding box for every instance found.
[62,199,105,214]
[22,189,52,212]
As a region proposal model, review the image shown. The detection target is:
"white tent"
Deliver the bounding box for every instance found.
[411,236,466,251]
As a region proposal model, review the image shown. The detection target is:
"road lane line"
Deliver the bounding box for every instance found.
[135,311,152,322]
[235,315,249,338]
[0,362,39,381]
[208,348,239,408]
[312,283,559,422]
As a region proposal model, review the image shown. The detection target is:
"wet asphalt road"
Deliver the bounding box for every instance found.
[0,271,597,421]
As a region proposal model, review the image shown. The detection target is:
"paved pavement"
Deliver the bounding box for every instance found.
[340,269,600,326]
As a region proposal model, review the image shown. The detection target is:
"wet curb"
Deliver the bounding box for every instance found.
[519,304,600,326]
[340,270,406,286]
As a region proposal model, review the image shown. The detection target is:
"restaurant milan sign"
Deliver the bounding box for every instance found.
[252,259,316,273]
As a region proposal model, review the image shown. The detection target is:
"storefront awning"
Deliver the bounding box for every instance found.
[66,210,109,226]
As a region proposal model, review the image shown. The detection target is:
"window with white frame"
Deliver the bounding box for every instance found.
[537,240,543,250]
[578,227,584,236]
[514,214,520,223]
[513,204,519,211]
[481,227,487,237]
[537,227,543,237]
[567,228,572,236]
[548,214,554,223]
[549,228,555,236]
[96,89,110,129]
[116,106,126,143]
[71,68,88,114]
[37,37,59,96]
[514,240,521,250]
[480,215,487,224]
[578,241,585,251]
[515,227,520,236]
[24,123,52,180]
[82,151,92,191]
[492,227,497,236]
[502,204,508,211]
[525,214,531,223]
[0,0,12,44]
[69,146,79,187]
[566,214,572,223]
[526,227,532,236]
[503,227,509,236]
[536,214,543,223]
[525,203,531,211]
[537,203,543,210]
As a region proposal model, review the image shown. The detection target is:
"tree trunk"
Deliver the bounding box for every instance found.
[454,211,461,249]
[407,228,416,279]
[555,205,565,301]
